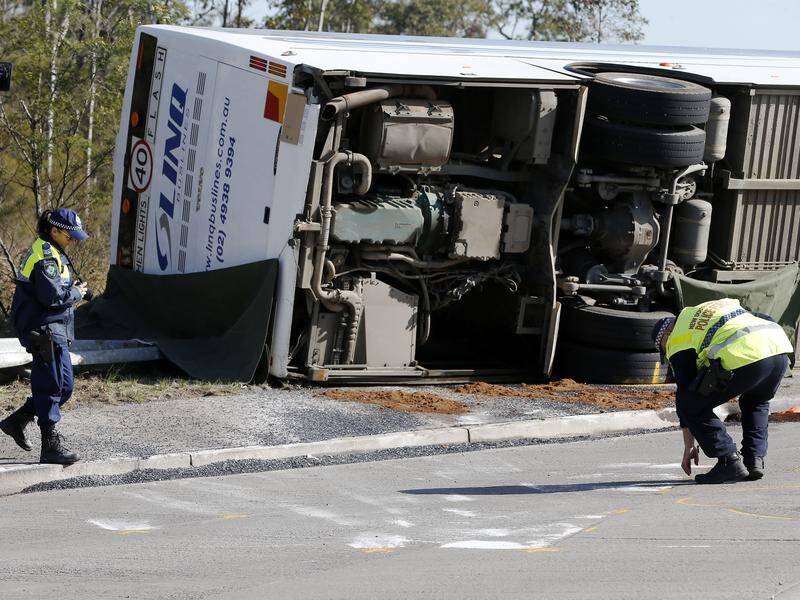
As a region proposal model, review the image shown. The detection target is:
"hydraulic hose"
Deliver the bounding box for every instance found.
[321,84,437,120]
[312,150,372,363]
[656,163,707,295]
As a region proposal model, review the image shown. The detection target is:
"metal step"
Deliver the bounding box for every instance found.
[0,338,161,370]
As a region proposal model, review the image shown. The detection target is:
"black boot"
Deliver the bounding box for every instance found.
[743,456,765,481]
[695,452,748,484]
[0,403,35,451]
[40,427,79,465]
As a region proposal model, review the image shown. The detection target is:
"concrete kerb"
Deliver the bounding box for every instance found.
[467,410,674,443]
[1,399,797,496]
[189,427,470,467]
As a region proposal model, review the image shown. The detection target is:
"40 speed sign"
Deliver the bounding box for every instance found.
[128,137,153,193]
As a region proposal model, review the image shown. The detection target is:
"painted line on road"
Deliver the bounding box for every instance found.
[676,497,799,521]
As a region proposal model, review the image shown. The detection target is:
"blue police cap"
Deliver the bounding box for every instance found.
[48,208,88,241]
[651,316,676,349]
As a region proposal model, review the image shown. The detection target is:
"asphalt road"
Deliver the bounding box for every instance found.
[2,425,800,600]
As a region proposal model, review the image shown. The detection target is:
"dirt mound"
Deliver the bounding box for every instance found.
[321,389,468,414]
[771,407,800,423]
[455,379,675,412]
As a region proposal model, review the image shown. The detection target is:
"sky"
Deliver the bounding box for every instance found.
[639,0,800,51]
[244,0,800,52]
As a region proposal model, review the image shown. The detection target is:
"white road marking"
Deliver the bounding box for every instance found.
[442,494,474,502]
[663,545,712,548]
[349,533,410,549]
[474,528,509,537]
[392,519,414,528]
[443,508,476,517]
[88,519,156,532]
[566,473,622,479]
[610,485,673,493]
[525,523,584,548]
[442,523,583,550]
[442,541,526,550]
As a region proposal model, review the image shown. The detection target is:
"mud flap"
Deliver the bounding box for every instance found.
[76,260,279,381]
[542,301,561,378]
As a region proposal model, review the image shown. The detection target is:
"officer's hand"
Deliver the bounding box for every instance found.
[681,445,700,476]
[75,282,89,299]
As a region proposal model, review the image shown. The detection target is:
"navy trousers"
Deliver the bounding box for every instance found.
[677,354,789,460]
[21,343,73,429]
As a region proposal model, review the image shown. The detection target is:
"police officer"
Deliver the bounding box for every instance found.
[0,208,89,464]
[653,298,793,484]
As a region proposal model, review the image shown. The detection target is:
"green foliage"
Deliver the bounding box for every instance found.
[497,0,647,42]
[374,0,497,38]
[0,0,188,313]
[190,0,254,27]
[264,0,377,33]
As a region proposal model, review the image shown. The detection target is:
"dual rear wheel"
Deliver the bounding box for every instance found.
[581,71,712,168]
[557,301,675,385]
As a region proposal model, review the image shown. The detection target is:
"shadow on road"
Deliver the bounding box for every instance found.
[401,479,694,495]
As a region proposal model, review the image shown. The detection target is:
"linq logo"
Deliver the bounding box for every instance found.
[155,83,188,271]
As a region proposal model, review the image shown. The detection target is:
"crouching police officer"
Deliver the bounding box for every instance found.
[0,208,89,464]
[653,298,793,484]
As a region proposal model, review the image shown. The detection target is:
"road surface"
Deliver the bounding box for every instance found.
[1,424,799,599]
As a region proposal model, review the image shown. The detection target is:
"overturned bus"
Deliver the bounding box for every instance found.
[105,26,800,383]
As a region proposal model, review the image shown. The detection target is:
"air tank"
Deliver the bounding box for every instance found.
[703,96,731,163]
[671,199,713,267]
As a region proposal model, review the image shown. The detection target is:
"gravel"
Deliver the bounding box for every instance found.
[0,383,616,464]
[20,427,673,494]
[3,375,798,492]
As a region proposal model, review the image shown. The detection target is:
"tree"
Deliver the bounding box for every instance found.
[0,0,188,311]
[264,0,376,33]
[375,0,497,37]
[190,0,254,28]
[496,0,646,42]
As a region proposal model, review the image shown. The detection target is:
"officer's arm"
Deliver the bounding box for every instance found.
[670,349,698,428]
[30,259,82,309]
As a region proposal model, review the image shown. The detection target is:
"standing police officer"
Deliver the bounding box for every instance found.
[653,298,793,484]
[0,208,89,464]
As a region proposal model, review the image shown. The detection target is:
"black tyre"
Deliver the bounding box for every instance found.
[556,340,670,385]
[588,72,712,126]
[561,302,675,351]
[581,118,706,167]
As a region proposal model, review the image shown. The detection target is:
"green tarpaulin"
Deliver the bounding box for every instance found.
[674,263,800,366]
[76,260,279,381]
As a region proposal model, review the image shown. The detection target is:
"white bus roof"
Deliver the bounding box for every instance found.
[143,26,800,86]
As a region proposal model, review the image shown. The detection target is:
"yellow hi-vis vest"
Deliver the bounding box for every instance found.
[666,299,793,371]
[18,238,69,282]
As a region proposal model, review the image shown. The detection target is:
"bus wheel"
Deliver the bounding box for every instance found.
[581,117,706,167]
[561,301,675,351]
[555,340,669,385]
[588,72,712,127]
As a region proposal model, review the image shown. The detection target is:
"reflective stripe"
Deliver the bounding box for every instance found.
[19,238,67,281]
[706,323,786,360]
[699,308,746,353]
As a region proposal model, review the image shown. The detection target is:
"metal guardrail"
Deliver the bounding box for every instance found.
[0,338,162,370]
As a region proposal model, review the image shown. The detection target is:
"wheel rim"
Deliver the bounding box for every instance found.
[611,76,687,90]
